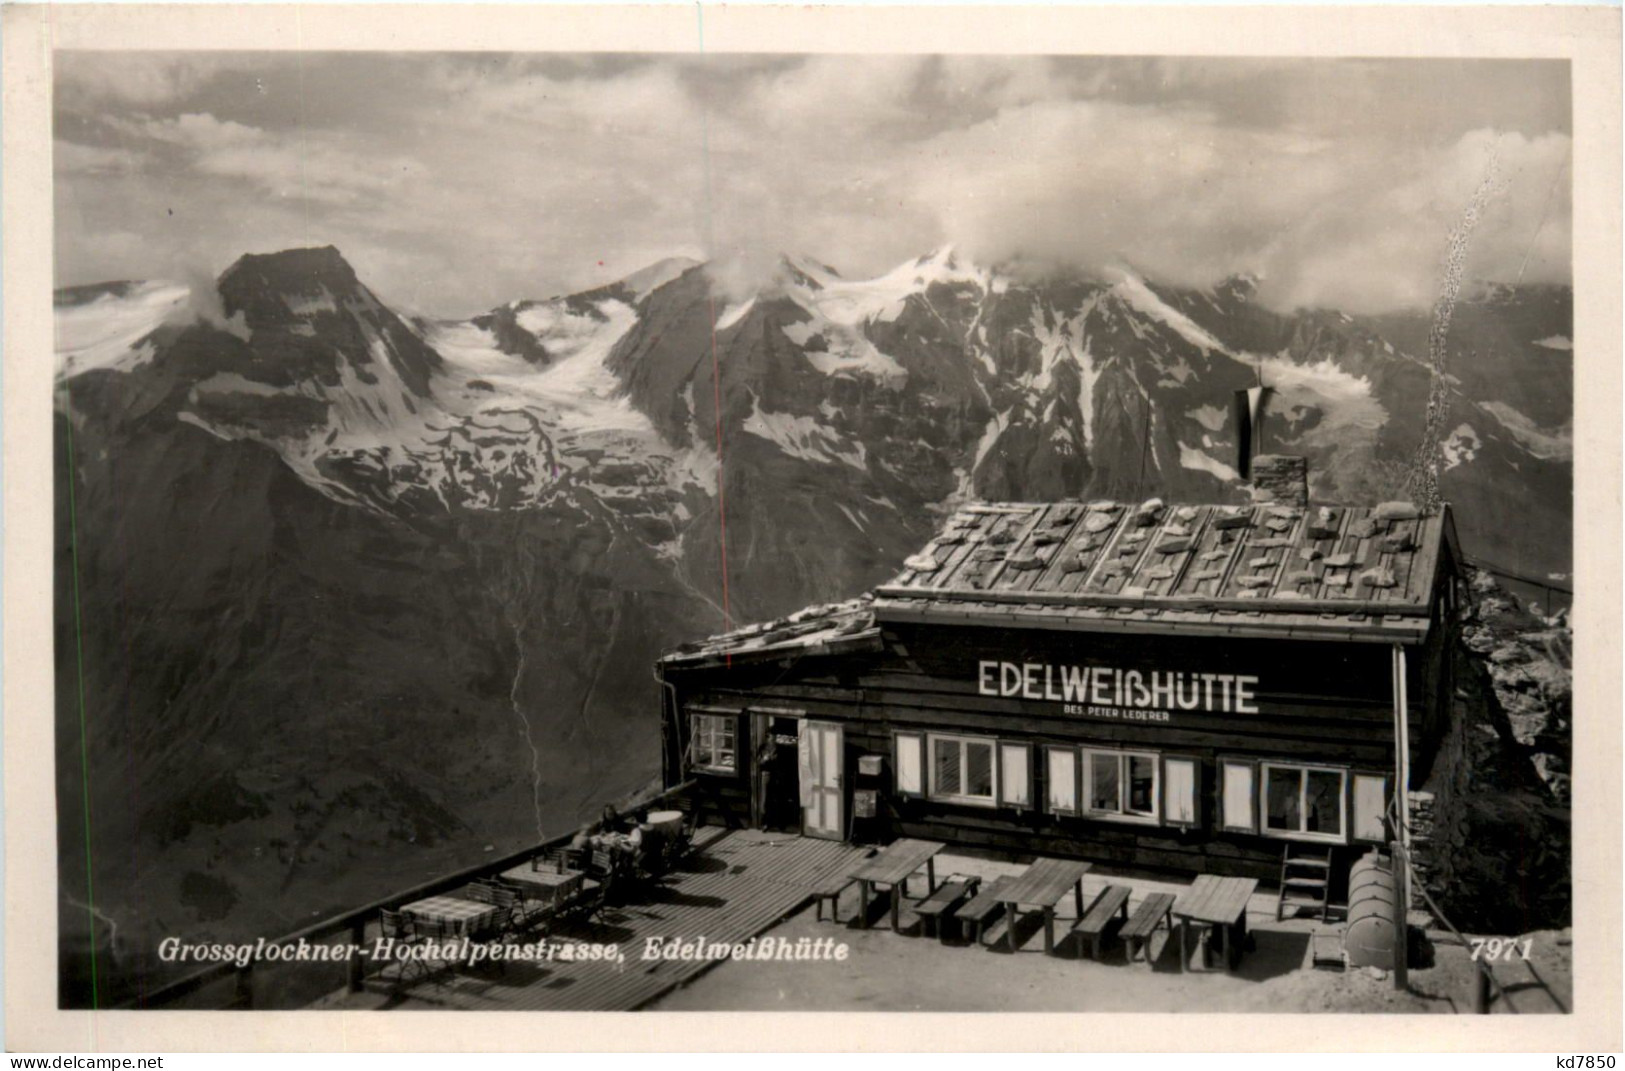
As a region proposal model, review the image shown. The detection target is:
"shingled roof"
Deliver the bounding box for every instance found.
[659,597,881,668]
[872,499,1459,644]
[658,499,1462,666]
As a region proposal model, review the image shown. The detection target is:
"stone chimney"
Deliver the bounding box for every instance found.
[1248,454,1309,508]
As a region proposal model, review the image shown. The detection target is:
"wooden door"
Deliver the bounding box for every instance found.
[800,721,844,840]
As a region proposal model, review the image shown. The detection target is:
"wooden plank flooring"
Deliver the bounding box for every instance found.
[320,829,868,1012]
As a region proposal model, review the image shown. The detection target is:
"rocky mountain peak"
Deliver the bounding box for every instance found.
[619,256,705,301]
[217,245,366,328]
[775,253,841,291]
[914,245,962,271]
[1214,271,1262,304]
[54,280,145,309]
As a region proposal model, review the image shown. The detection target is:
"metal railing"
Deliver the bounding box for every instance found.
[1462,554,1572,617]
[119,780,694,1010]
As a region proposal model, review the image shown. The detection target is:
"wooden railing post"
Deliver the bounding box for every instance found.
[348,917,369,993]
[1471,963,1492,1013]
[1391,841,1409,992]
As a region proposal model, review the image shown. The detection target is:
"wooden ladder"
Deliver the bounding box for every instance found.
[1276,844,1334,921]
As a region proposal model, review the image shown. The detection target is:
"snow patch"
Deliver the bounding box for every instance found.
[973,408,1011,472]
[1479,402,1573,461]
[793,330,907,386]
[1179,442,1239,482]
[1254,353,1387,454]
[1189,404,1228,432]
[54,280,190,378]
[780,300,909,385]
[1107,269,1228,355]
[668,381,720,499]
[447,298,646,439]
[286,288,339,316]
[741,394,867,470]
[772,247,991,389]
[1533,335,1572,352]
[1159,355,1195,386]
[1441,423,1481,470]
[714,298,755,331]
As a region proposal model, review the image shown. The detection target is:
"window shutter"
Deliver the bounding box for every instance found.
[1045,746,1078,816]
[1351,772,1388,843]
[998,742,1032,810]
[893,732,924,798]
[1162,756,1200,829]
[1219,758,1257,833]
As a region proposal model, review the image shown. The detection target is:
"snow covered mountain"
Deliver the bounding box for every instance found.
[58,244,1571,573]
[53,245,1571,1003]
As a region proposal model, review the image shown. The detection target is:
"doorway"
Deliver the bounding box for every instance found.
[755,714,803,833]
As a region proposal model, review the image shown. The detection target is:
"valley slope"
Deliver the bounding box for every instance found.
[53,246,1572,1004]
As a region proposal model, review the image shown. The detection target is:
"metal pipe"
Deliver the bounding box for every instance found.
[654,664,681,787]
[1393,643,1411,851]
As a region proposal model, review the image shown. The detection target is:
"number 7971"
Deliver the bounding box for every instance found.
[1469,937,1533,961]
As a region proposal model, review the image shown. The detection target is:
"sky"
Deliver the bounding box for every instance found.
[54,53,1572,318]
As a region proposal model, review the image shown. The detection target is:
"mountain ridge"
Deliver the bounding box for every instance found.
[53,243,1572,1004]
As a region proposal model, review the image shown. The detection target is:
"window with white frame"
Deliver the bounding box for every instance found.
[1261,763,1346,842]
[927,733,997,806]
[689,712,738,774]
[1084,748,1160,824]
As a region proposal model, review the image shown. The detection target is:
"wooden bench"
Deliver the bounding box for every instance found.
[1074,884,1133,960]
[812,877,857,923]
[1120,892,1176,966]
[952,876,1012,946]
[913,876,981,939]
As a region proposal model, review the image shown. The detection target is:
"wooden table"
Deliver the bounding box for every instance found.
[847,838,946,930]
[500,862,585,905]
[401,894,501,938]
[1172,874,1259,972]
[995,857,1093,955]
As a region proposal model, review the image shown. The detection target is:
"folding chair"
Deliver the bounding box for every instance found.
[379,909,435,988]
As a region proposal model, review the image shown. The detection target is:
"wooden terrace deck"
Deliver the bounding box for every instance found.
[317,828,868,1012]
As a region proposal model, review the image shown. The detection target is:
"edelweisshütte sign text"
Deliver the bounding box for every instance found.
[976,660,1261,717]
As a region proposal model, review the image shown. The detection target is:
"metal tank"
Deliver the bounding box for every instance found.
[1343,848,1399,969]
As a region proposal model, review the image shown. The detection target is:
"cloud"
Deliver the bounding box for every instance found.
[166,264,250,340]
[53,54,1572,318]
[55,52,242,107]
[54,140,143,175]
[125,112,425,207]
[910,102,1572,312]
